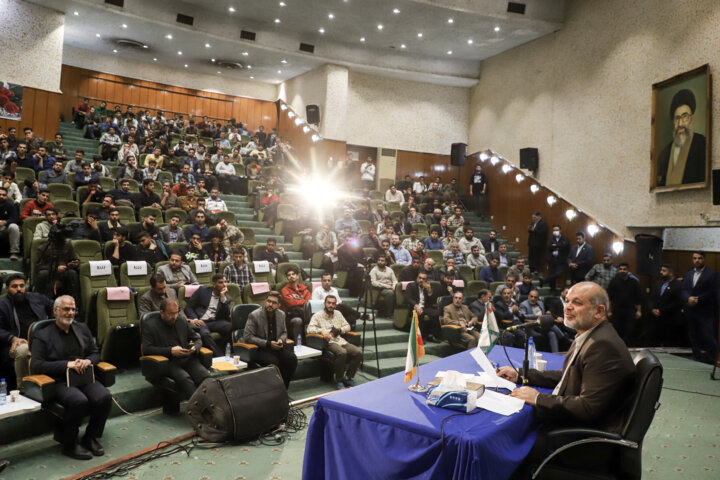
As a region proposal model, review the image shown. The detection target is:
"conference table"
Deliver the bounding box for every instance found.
[302,346,564,480]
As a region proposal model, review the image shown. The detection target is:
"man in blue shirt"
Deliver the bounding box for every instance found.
[478,257,503,284]
[389,235,412,265]
[423,228,444,250]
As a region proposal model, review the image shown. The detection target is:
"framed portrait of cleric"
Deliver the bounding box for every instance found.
[651,64,711,192]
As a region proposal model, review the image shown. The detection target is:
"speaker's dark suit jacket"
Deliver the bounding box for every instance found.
[526,320,635,433]
[31,321,100,380]
[184,286,232,322]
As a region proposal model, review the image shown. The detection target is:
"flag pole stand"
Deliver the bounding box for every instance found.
[408,372,427,392]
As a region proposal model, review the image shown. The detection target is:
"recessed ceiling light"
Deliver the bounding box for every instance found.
[142,45,148,49]
[249,76,254,79]
[318,27,325,34]
[228,6,236,13]
[281,59,287,64]
[177,51,182,55]
[217,71,221,74]
[494,26,500,32]
[393,8,400,14]
[279,1,286,6]
[377,24,383,30]
[277,70,282,74]
[247,65,252,69]
[211,58,216,62]
[205,43,211,48]
[467,39,473,44]
[165,34,173,39]
[417,32,423,38]
[95,33,101,37]
[447,50,453,55]
[447,18,454,24]
[328,13,334,19]
[122,23,127,28]
[153,57,157,61]
[184,64,188,68]
[242,51,249,56]
[274,18,281,23]
[400,44,406,49]
[112,49,118,53]
[73,11,79,16]
[360,37,365,42]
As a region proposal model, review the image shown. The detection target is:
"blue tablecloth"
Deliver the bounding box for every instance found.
[302,346,565,480]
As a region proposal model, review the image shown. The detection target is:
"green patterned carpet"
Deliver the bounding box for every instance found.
[2,353,719,480]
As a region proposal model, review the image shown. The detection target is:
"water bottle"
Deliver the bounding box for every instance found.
[225,343,231,361]
[296,334,302,353]
[527,338,537,370]
[0,378,6,406]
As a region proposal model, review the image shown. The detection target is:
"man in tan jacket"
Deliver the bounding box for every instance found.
[442,291,480,348]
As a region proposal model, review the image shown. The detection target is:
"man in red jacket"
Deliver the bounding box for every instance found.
[20,189,53,219]
[280,266,310,342]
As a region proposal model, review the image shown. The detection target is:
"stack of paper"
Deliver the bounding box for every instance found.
[476,389,525,416]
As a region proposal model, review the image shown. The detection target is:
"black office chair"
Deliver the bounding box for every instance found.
[532,349,663,480]
[304,300,361,382]
[23,320,117,444]
[138,312,213,414]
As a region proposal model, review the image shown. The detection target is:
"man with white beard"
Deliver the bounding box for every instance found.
[656,88,707,187]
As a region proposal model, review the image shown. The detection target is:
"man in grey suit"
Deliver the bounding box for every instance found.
[498,282,635,476]
[243,291,297,388]
[519,289,569,353]
[158,213,186,244]
[157,253,198,290]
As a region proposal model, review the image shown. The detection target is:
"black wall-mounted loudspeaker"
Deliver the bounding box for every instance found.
[712,169,720,205]
[520,147,539,171]
[306,105,320,124]
[450,143,467,167]
[635,234,664,276]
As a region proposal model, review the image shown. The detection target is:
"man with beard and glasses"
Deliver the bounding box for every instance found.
[656,89,707,187]
[244,292,298,388]
[0,274,54,391]
[498,282,635,478]
[308,295,361,390]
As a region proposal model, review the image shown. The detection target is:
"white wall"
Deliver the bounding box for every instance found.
[62,45,278,102]
[468,0,720,237]
[0,0,64,92]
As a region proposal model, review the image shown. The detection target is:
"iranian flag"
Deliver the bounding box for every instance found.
[404,310,425,383]
[478,301,500,353]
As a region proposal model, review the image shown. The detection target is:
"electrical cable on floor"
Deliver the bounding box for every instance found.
[662,386,720,398]
[111,396,162,417]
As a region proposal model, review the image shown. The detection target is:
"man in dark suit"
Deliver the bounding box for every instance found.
[243,291,298,388]
[141,298,210,400]
[680,252,719,364]
[499,282,636,476]
[184,274,233,356]
[607,263,642,345]
[651,264,684,347]
[30,296,112,460]
[527,211,548,273]
[404,271,441,343]
[546,224,570,293]
[481,229,500,254]
[567,232,594,284]
[0,273,54,390]
[656,89,707,187]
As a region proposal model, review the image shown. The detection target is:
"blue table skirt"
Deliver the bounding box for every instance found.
[302,346,565,480]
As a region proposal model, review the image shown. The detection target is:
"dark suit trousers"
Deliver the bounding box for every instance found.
[546,258,565,291]
[686,312,719,364]
[169,357,211,400]
[256,348,298,388]
[54,381,112,446]
[198,320,232,356]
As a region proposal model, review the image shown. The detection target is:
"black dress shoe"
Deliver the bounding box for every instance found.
[427,334,441,343]
[62,443,93,460]
[0,460,9,473]
[82,437,105,457]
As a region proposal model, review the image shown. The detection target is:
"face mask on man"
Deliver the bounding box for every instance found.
[553,231,560,237]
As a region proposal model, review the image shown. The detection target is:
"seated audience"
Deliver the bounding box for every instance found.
[404,271,440,343]
[280,267,311,341]
[443,291,481,349]
[20,188,53,219]
[223,249,254,290]
[478,257,503,284]
[370,255,397,317]
[159,214,185,243]
[0,187,20,259]
[184,274,233,356]
[466,245,489,268]
[157,253,198,290]
[138,274,179,317]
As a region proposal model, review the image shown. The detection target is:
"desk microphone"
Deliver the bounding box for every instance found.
[506,315,555,331]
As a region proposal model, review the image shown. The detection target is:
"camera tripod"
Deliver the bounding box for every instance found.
[356,268,381,378]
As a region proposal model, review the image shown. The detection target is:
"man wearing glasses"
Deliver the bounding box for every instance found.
[243,291,298,389]
[656,88,707,187]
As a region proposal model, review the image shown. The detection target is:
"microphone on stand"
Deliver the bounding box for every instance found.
[506,315,556,331]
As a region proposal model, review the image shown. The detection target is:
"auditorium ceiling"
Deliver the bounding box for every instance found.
[27,0,564,87]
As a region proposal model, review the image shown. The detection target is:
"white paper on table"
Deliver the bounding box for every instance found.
[475,389,525,416]
[475,372,517,391]
[470,346,497,374]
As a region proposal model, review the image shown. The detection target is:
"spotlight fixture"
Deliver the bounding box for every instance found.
[328,13,334,19]
[515,173,525,183]
[530,184,539,194]
[280,104,288,111]
[501,164,512,174]
[490,156,499,165]
[587,224,599,237]
[479,152,489,161]
[228,6,236,13]
[400,44,406,49]
[303,126,311,133]
[312,134,321,142]
[360,37,366,42]
[494,26,500,32]
[318,28,325,34]
[377,24,383,30]
[447,50,453,55]
[417,32,423,38]
[565,209,577,220]
[467,39,473,44]
[288,111,295,118]
[73,11,79,16]
[153,57,157,61]
[279,1,286,6]
[448,18,454,24]
[205,43,211,48]
[546,195,557,206]
[294,117,303,125]
[274,18,281,23]
[612,241,624,254]
[242,51,249,56]
[96,33,101,37]
[165,34,173,39]
[393,8,400,14]
[122,23,127,28]
[281,59,287,64]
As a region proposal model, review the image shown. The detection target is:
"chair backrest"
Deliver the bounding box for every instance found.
[120,261,153,288]
[164,208,188,224]
[243,283,270,304]
[415,223,429,238]
[456,265,474,283]
[275,261,301,283]
[99,176,115,191]
[48,183,72,202]
[190,260,215,285]
[53,199,80,218]
[231,303,260,341]
[116,205,136,224]
[71,239,104,264]
[622,349,663,442]
[427,250,444,265]
[437,295,453,312]
[226,283,242,310]
[239,227,255,248]
[167,241,188,256]
[22,217,45,259]
[81,201,103,218]
[465,280,488,299]
[15,167,35,185]
[390,263,405,279]
[96,287,138,348]
[216,210,236,226]
[139,206,162,221]
[357,219,371,234]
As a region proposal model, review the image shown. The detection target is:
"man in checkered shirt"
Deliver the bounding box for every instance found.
[223,249,254,290]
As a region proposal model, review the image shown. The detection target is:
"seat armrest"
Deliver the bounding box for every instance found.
[22,375,56,403]
[232,342,259,363]
[546,428,623,449]
[199,347,213,356]
[342,331,361,346]
[140,355,169,379]
[96,361,116,387]
[306,334,328,350]
[198,347,213,369]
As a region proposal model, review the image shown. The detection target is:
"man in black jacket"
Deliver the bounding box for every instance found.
[527,211,548,273]
[0,187,20,259]
[0,274,53,390]
[141,298,210,400]
[184,274,233,356]
[30,296,111,460]
[651,264,684,347]
[403,271,440,343]
[546,224,570,294]
[71,207,103,242]
[607,263,642,345]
